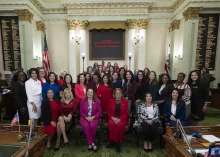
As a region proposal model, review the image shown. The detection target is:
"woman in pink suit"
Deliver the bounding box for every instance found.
[106,88,129,152]
[80,88,102,152]
[74,73,87,102]
[96,74,113,113]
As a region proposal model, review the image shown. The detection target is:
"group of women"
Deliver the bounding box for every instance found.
[10,61,210,153]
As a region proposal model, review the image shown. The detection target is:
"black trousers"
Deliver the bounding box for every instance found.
[18,109,29,125]
[141,122,158,142]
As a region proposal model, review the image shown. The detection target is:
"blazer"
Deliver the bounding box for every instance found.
[42,82,60,99]
[122,80,137,100]
[156,83,174,102]
[107,98,129,124]
[135,80,148,100]
[80,99,102,120]
[134,103,159,127]
[164,100,187,126]
[41,99,60,126]
[75,84,86,100]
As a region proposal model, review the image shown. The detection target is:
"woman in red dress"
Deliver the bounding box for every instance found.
[106,88,129,152]
[96,74,113,113]
[41,88,60,149]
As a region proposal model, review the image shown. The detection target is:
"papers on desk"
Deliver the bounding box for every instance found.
[186,149,209,155]
[202,135,220,143]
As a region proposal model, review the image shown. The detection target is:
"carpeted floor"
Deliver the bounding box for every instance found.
[41,107,220,157]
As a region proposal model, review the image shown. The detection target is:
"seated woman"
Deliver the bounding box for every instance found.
[164,88,188,127]
[106,88,129,153]
[55,88,79,150]
[41,89,60,149]
[134,92,159,152]
[80,88,102,152]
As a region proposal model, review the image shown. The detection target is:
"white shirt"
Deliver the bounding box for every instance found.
[146,105,154,119]
[171,104,177,116]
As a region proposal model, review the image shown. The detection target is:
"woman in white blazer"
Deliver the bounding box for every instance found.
[25,68,42,126]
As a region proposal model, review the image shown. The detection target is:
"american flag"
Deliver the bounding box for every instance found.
[43,35,51,74]
[11,112,19,127]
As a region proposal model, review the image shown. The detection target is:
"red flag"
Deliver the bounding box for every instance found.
[43,35,51,74]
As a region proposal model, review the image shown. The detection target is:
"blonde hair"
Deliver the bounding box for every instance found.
[62,88,74,101]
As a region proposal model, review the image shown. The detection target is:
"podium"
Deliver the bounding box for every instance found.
[163,126,220,157]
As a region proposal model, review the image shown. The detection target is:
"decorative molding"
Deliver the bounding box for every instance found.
[15,9,34,23]
[171,20,180,31]
[67,8,148,16]
[89,21,125,30]
[126,19,149,29]
[63,2,152,8]
[183,7,203,21]
[66,20,89,30]
[36,21,45,32]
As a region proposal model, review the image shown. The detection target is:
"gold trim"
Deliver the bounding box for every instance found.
[183,7,202,21]
[89,22,125,30]
[66,20,89,30]
[171,20,180,31]
[15,9,34,23]
[126,19,149,29]
[36,21,45,32]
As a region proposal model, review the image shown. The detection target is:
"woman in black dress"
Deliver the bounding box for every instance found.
[11,71,29,125]
[187,70,209,126]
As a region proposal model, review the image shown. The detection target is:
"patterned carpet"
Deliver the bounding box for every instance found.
[42,107,220,157]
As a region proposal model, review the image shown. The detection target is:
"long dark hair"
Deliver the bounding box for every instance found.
[63,74,74,87]
[118,67,125,80]
[84,72,91,84]
[101,74,111,86]
[170,88,182,106]
[124,70,134,82]
[148,71,158,85]
[46,72,58,84]
[159,73,172,85]
[43,88,59,104]
[136,70,145,83]
[187,70,201,85]
[77,73,86,85]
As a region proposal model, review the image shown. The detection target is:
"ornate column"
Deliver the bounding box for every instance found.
[79,20,89,73]
[66,20,77,82]
[126,19,136,72]
[16,9,34,72]
[137,19,149,70]
[36,21,45,67]
[182,7,202,76]
[169,20,180,79]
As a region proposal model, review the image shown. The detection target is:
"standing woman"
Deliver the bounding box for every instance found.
[58,71,67,86]
[38,67,47,86]
[156,73,173,116]
[106,88,129,152]
[147,71,158,102]
[174,73,191,119]
[113,62,119,72]
[187,70,209,125]
[87,66,93,74]
[41,89,60,149]
[92,62,99,72]
[75,73,87,102]
[109,66,114,76]
[144,68,150,81]
[85,73,91,86]
[11,71,29,125]
[42,72,60,99]
[135,70,148,104]
[164,89,187,127]
[111,72,122,90]
[134,92,159,151]
[25,68,42,126]
[122,70,137,113]
[118,67,125,85]
[80,88,102,152]
[96,74,113,113]
[98,65,103,74]
[60,74,75,98]
[107,62,111,70]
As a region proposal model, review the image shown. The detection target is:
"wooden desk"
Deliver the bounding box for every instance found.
[163,126,220,157]
[210,89,220,110]
[0,125,47,157]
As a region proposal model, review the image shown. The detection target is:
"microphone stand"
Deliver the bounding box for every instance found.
[176,119,197,157]
[24,119,34,157]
